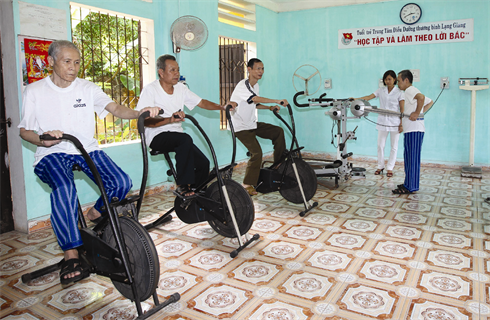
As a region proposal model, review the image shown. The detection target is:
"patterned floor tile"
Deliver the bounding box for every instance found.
[1,162,488,319]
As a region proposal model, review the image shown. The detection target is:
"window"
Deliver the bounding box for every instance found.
[70,3,155,145]
[219,36,255,129]
[218,0,256,31]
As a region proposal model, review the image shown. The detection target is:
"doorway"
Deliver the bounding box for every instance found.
[0,32,14,233]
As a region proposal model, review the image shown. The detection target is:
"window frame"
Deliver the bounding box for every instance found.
[70,2,155,146]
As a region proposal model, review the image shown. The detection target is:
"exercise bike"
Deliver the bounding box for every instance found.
[21,134,179,320]
[137,107,260,258]
[254,103,318,217]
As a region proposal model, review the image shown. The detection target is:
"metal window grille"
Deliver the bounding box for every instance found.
[71,5,148,144]
[219,36,248,129]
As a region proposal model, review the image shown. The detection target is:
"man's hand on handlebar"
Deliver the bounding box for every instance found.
[139,107,161,118]
[270,105,281,113]
[171,110,185,123]
[222,101,237,111]
[41,130,63,147]
[278,99,289,106]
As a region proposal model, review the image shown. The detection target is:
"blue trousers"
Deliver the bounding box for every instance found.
[403,132,424,192]
[34,151,132,251]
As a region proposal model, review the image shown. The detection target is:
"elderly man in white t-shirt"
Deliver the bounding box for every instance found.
[136,54,230,198]
[18,40,160,284]
[230,58,288,196]
[393,69,431,195]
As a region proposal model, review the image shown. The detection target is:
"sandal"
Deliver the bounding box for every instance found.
[245,186,258,196]
[392,185,412,194]
[60,258,89,285]
[173,185,197,199]
[387,171,393,177]
[374,169,384,175]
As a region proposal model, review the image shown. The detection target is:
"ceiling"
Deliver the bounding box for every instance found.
[246,0,396,13]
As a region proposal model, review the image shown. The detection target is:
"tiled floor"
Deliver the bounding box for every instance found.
[1,160,490,319]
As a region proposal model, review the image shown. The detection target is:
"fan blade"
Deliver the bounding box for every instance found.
[306,70,319,81]
[294,73,307,81]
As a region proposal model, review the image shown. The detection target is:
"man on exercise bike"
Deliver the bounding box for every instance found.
[230,58,288,196]
[18,40,160,285]
[136,54,233,197]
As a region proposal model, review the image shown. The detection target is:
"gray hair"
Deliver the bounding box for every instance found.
[156,54,176,76]
[48,40,80,61]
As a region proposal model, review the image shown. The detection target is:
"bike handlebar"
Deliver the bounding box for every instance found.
[293,91,309,108]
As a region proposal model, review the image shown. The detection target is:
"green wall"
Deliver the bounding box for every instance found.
[275,0,489,165]
[12,0,489,222]
[13,0,279,220]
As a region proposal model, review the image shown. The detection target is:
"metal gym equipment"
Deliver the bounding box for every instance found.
[458,77,489,179]
[254,103,318,217]
[21,134,179,320]
[137,108,260,258]
[294,91,427,186]
[293,91,366,187]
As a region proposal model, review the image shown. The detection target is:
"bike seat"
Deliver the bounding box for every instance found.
[150,149,164,156]
[149,150,176,177]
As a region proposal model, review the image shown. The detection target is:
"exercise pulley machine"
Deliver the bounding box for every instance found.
[293,91,366,187]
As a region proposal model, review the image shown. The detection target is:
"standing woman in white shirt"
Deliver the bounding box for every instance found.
[352,70,404,177]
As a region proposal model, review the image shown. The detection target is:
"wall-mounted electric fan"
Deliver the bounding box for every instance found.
[170,15,208,53]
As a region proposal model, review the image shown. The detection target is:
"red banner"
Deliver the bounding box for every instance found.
[24,38,52,84]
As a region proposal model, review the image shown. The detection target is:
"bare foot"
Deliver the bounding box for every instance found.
[243,184,257,195]
[176,185,195,197]
[86,207,101,221]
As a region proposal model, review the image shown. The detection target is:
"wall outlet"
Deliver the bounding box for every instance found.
[324,79,332,89]
[378,79,384,88]
[441,77,449,89]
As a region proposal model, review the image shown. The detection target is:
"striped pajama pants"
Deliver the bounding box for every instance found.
[403,131,424,192]
[34,151,132,251]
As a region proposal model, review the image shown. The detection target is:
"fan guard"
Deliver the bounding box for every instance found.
[292,64,322,96]
[170,15,208,52]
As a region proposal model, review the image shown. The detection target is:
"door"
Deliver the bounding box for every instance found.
[0,33,14,233]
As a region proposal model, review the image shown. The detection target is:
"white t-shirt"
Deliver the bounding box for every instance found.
[136,80,202,145]
[373,86,404,131]
[230,79,259,132]
[401,86,431,133]
[18,77,113,166]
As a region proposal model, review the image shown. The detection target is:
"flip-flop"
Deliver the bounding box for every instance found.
[60,258,89,285]
[173,185,197,199]
[89,216,104,224]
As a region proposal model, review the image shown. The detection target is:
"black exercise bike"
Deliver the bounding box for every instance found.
[136,107,260,258]
[21,134,179,320]
[254,103,318,217]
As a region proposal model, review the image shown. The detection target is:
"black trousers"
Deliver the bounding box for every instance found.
[150,132,210,187]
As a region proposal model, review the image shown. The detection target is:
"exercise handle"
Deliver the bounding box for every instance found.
[135,109,163,215]
[293,91,309,108]
[224,105,237,166]
[137,109,164,135]
[40,133,82,149]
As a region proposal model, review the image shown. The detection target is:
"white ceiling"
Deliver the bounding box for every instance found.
[247,0,396,13]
